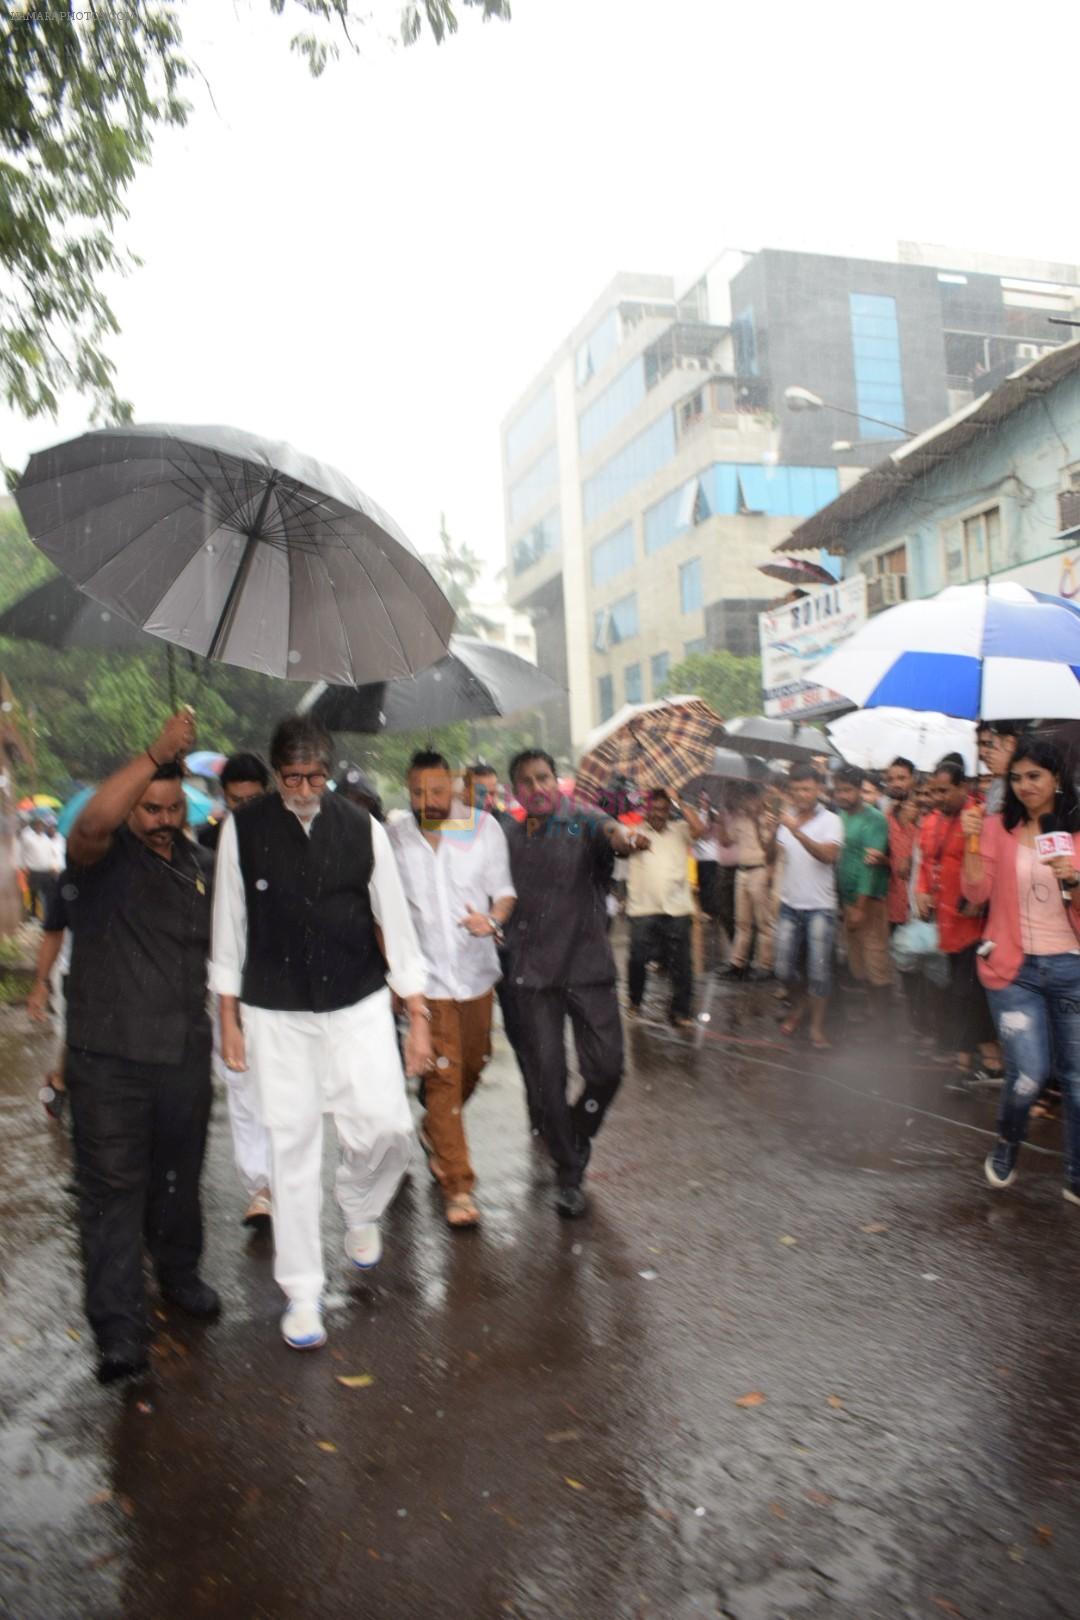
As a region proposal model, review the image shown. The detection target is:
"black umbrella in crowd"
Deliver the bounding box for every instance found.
[680,745,770,804]
[15,423,454,685]
[0,573,160,655]
[299,636,564,733]
[721,714,828,762]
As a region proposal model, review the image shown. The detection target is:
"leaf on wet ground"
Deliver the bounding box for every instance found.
[336,1374,374,1389]
[117,1495,135,1518]
[735,1392,766,1408]
[929,1599,962,1617]
[317,1441,338,1453]
[564,1477,585,1490]
[545,1429,581,1444]
[861,1222,889,1234]
[804,1489,833,1507]
[826,1395,844,1409]
[88,1490,112,1507]
[778,1235,798,1247]
[1034,1524,1053,1546]
[769,1501,786,1519]
[653,1507,676,1522]
[66,1327,81,1342]
[1008,1543,1025,1563]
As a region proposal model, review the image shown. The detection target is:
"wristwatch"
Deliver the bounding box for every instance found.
[488,915,505,943]
[1063,873,1080,891]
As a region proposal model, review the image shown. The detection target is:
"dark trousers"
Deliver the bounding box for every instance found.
[628,913,693,1020]
[66,1037,212,1354]
[697,862,736,938]
[26,869,56,920]
[512,984,624,1188]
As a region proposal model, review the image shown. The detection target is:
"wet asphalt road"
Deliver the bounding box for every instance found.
[2,951,1080,1620]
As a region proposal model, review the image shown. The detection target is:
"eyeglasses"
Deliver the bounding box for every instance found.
[279,770,328,791]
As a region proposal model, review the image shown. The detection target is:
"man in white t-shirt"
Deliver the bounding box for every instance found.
[771,764,843,1050]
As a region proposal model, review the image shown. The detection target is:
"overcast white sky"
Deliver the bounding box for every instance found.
[3,0,1078,581]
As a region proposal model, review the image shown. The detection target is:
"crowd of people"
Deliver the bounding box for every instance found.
[24,708,1080,1386]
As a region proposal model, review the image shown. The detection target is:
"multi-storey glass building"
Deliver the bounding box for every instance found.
[502,245,1080,751]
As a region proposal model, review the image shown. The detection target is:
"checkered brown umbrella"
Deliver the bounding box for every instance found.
[576,696,724,807]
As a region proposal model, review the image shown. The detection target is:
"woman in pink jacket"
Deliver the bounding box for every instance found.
[961,735,1080,1203]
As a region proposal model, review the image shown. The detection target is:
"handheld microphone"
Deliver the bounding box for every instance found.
[1039,812,1075,905]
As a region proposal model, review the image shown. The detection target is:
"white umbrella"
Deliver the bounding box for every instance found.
[827,708,978,774]
[808,581,1080,720]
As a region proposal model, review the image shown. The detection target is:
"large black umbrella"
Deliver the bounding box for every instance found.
[299,636,564,733]
[721,714,828,762]
[15,423,454,684]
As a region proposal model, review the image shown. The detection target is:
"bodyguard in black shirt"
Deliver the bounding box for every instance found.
[64,710,219,1384]
[502,750,650,1218]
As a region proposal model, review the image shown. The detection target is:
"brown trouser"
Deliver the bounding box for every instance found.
[844,896,892,987]
[732,866,775,970]
[423,991,493,1198]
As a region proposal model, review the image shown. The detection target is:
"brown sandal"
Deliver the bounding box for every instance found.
[445,1194,480,1229]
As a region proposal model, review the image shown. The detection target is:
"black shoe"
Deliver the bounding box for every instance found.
[98,1347,150,1385]
[555,1186,588,1219]
[984,1140,1018,1190]
[720,964,745,980]
[747,967,773,983]
[159,1276,221,1319]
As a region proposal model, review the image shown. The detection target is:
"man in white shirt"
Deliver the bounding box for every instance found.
[626,787,707,1027]
[18,814,65,920]
[211,716,431,1352]
[389,750,516,1229]
[771,764,843,1050]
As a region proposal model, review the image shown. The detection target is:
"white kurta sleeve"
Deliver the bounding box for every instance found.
[369,817,426,999]
[208,814,248,998]
[486,820,516,904]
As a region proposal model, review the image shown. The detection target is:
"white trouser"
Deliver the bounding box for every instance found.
[242,989,414,1306]
[212,994,272,1199]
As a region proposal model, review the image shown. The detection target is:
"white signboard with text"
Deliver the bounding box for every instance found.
[759,575,868,717]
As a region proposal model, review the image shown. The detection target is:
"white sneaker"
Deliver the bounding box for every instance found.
[344,1223,382,1270]
[281,1302,327,1350]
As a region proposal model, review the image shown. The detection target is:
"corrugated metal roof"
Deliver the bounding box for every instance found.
[776,337,1080,554]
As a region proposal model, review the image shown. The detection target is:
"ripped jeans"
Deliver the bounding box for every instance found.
[987,953,1080,1182]
[774,904,837,1000]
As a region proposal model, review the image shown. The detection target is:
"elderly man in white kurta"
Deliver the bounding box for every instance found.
[211,716,431,1352]
[389,750,515,1229]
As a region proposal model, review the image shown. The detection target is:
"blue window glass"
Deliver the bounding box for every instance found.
[582,413,676,526]
[849,293,906,439]
[590,522,634,587]
[643,463,842,552]
[680,558,703,614]
[576,310,620,388]
[509,445,558,526]
[624,662,643,703]
[732,307,758,375]
[512,508,562,575]
[579,358,646,456]
[610,593,639,642]
[598,674,614,722]
[505,384,555,469]
[650,651,670,694]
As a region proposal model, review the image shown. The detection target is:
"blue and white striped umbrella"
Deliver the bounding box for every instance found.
[808,581,1080,721]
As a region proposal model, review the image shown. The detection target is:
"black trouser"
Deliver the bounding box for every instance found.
[66,1036,212,1355]
[26,869,56,920]
[628,914,693,1020]
[512,984,623,1188]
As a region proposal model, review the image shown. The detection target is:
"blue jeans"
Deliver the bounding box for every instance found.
[987,953,1080,1182]
[775,904,836,1000]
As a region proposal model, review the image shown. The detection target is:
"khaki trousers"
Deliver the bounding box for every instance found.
[844,897,892,987]
[424,991,494,1198]
[732,866,775,970]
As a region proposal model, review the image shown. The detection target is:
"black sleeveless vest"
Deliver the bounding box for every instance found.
[233,792,386,1013]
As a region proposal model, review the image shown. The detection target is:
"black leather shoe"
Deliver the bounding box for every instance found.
[159,1276,221,1319]
[98,1347,150,1385]
[555,1186,588,1219]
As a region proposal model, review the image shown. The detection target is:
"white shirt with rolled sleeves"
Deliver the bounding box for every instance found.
[388,804,516,1002]
[209,806,427,1003]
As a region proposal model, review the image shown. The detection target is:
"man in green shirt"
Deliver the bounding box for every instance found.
[833,765,892,1012]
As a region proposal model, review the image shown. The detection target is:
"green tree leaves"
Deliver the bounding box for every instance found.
[661,650,763,720]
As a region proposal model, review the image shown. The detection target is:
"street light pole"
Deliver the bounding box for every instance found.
[782,385,914,439]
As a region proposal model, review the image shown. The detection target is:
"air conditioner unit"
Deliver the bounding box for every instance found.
[1016,343,1039,360]
[867,574,908,612]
